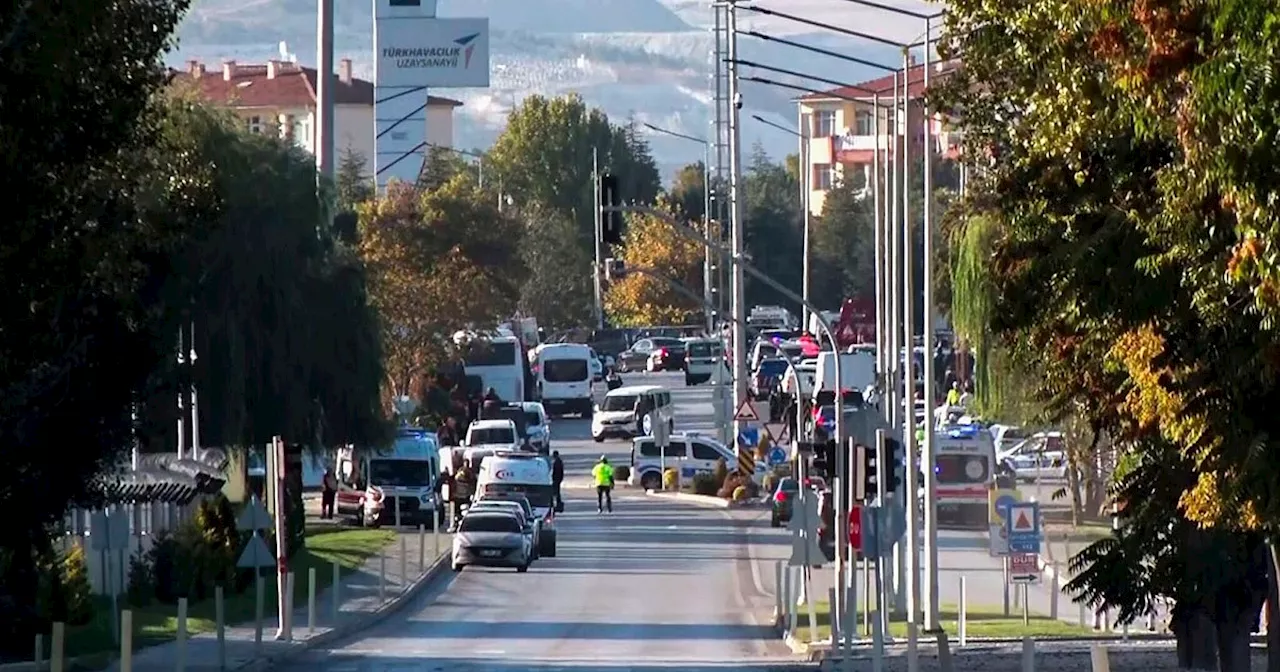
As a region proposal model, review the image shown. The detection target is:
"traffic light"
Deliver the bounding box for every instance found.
[879,436,903,493]
[810,439,836,478]
[599,173,624,246]
[853,439,873,503]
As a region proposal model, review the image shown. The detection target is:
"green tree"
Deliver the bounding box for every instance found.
[742,145,803,311]
[517,204,594,330]
[0,0,193,653]
[604,203,705,326]
[811,179,875,309]
[669,161,706,221]
[485,94,661,254]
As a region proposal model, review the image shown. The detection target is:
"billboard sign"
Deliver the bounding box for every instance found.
[376,18,491,88]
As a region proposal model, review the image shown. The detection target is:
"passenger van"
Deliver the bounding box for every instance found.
[590,384,674,442]
[534,343,594,417]
[627,431,766,490]
[682,337,725,386]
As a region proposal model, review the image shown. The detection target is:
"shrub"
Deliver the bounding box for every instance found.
[60,544,94,625]
[35,547,69,623]
[692,472,719,496]
[195,495,239,589]
[126,550,154,607]
[732,485,749,502]
[712,458,728,489]
[717,472,746,499]
[614,465,631,483]
[662,468,679,490]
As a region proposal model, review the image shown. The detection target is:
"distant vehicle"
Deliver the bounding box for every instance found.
[460,334,526,402]
[770,477,802,527]
[466,419,520,451]
[616,337,685,372]
[629,431,766,490]
[751,357,790,400]
[534,343,594,417]
[519,402,551,454]
[682,337,725,386]
[335,428,439,528]
[451,512,532,572]
[997,431,1067,482]
[933,424,997,527]
[475,451,557,556]
[646,341,686,372]
[592,384,674,442]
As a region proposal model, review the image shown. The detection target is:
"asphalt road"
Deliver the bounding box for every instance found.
[278,371,801,671]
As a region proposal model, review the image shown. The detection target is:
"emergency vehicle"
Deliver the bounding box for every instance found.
[930,423,997,527]
[335,428,439,527]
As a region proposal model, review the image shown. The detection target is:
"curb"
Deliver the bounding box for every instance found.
[233,551,452,671]
[644,490,730,508]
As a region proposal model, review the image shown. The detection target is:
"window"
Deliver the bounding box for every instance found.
[367,459,433,487]
[814,110,836,137]
[292,117,309,150]
[463,341,518,367]
[543,359,588,382]
[523,411,543,427]
[469,427,515,445]
[459,514,520,533]
[631,340,653,353]
[657,392,671,407]
[691,442,725,461]
[687,341,721,357]
[639,440,687,458]
[855,110,873,136]
[936,455,990,484]
[601,395,637,412]
[813,164,834,190]
[248,116,262,134]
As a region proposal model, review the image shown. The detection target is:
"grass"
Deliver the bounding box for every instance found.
[60,527,395,661]
[792,600,1099,642]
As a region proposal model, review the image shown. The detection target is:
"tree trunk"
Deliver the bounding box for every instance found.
[1267,540,1280,672]
[1217,606,1257,672]
[1171,603,1219,669]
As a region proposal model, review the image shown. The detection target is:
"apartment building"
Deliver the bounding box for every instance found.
[797,59,961,217]
[171,58,462,174]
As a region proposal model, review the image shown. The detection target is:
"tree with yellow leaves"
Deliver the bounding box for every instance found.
[357,177,523,409]
[603,204,705,327]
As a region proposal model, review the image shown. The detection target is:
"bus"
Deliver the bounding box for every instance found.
[462,334,527,402]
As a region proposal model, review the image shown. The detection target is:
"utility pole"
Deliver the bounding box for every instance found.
[872,92,885,416]
[315,0,334,182]
[921,17,940,633]
[798,105,811,331]
[726,0,748,456]
[592,148,605,329]
[702,141,714,333]
[176,327,185,460]
[189,321,200,461]
[889,69,906,613]
[901,46,922,636]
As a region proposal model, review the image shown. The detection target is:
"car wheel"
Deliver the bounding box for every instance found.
[770,516,781,528]
[593,435,604,443]
[640,471,662,491]
[452,563,464,572]
[540,532,557,557]
[517,563,530,573]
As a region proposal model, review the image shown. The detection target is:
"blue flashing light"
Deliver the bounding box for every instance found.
[946,425,980,439]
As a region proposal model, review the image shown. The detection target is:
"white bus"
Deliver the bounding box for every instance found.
[462,335,526,402]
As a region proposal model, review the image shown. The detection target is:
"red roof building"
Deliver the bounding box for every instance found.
[795,58,962,216]
[171,59,463,175]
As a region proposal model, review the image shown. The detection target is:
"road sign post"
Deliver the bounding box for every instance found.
[988,488,1022,556]
[236,495,274,652]
[90,507,130,645]
[1006,502,1041,554]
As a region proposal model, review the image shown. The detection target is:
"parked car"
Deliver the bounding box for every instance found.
[616,337,685,372]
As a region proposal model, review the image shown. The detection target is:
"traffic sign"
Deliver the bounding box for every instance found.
[89,509,131,552]
[767,445,787,466]
[236,497,272,531]
[734,398,760,421]
[1006,501,1041,553]
[764,422,787,444]
[989,488,1022,525]
[237,534,276,568]
[849,504,863,550]
[787,492,824,567]
[1009,552,1040,583]
[737,425,760,449]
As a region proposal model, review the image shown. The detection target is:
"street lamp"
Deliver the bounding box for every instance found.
[749,114,813,333]
[640,122,716,335]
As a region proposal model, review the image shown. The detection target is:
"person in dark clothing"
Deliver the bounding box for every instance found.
[438,416,461,447]
[321,468,338,519]
[551,451,565,508]
[483,386,502,403]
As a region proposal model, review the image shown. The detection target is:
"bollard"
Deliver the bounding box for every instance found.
[34,633,43,670]
[50,623,63,672]
[906,622,918,672]
[863,561,872,637]
[121,610,134,672]
[379,553,387,602]
[176,597,188,671]
[214,587,225,670]
[787,567,798,635]
[331,562,340,620]
[283,572,295,641]
[1089,643,1111,672]
[871,613,884,672]
[418,524,426,570]
[829,587,842,657]
[959,575,967,647]
[434,517,441,557]
[394,495,402,528]
[1013,577,1021,608]
[1023,585,1030,626]
[842,583,855,672]
[1050,565,1059,619]
[1003,560,1012,616]
[1021,636,1034,672]
[1122,621,1129,641]
[254,574,264,654]
[1080,601,1088,627]
[307,568,317,633]
[773,561,783,623]
[400,535,408,587]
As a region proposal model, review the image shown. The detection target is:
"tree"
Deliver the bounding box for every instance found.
[811,179,875,308]
[517,203,594,329]
[358,177,522,406]
[333,148,373,245]
[0,0,194,654]
[742,145,803,311]
[669,161,706,222]
[485,94,661,253]
[935,0,1280,666]
[604,204,704,327]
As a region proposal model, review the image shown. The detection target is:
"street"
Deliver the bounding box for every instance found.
[278,371,799,670]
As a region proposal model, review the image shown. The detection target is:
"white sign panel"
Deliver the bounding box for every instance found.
[376,0,437,19]
[375,18,491,88]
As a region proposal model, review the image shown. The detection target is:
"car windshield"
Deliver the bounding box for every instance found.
[367,459,433,487]
[936,454,990,484]
[653,338,685,350]
[778,477,799,492]
[484,485,552,510]
[524,411,543,427]
[470,427,515,444]
[758,359,789,376]
[543,359,589,382]
[687,341,721,357]
[459,515,520,533]
[601,394,637,411]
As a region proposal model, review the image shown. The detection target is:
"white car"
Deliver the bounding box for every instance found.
[468,500,539,559]
[451,512,532,572]
[465,419,520,451]
[591,385,674,442]
[997,431,1068,481]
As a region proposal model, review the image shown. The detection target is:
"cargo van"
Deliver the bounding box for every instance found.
[534,343,594,417]
[591,384,674,442]
[812,351,876,402]
[681,337,725,386]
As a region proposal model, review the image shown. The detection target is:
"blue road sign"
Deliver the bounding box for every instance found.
[860,501,906,558]
[864,506,881,557]
[767,445,787,465]
[994,493,1019,520]
[737,425,760,449]
[1006,501,1041,553]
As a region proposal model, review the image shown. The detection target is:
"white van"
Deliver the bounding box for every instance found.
[591,384,674,442]
[460,334,526,402]
[628,431,766,490]
[682,337,725,386]
[812,350,876,402]
[476,451,558,556]
[535,343,594,417]
[933,423,998,527]
[335,428,439,528]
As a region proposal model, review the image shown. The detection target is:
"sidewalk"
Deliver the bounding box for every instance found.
[104,524,452,671]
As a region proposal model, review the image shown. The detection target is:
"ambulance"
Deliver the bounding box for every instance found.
[335,428,439,527]
[931,423,997,527]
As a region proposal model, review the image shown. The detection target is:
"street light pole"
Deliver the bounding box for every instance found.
[727,0,748,451]
[921,17,940,633]
[703,141,714,333]
[901,46,922,641]
[797,105,811,332]
[592,148,605,330]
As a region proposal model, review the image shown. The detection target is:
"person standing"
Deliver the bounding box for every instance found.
[592,455,614,513]
[321,468,338,519]
[438,416,461,447]
[551,451,565,509]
